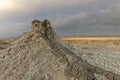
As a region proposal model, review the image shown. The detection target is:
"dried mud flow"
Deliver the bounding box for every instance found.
[0,19,120,80]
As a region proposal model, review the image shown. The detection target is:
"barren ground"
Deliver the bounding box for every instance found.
[63,37,120,56]
[63,38,120,75]
[0,36,120,79]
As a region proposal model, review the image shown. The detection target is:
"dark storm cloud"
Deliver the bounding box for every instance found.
[53,0,120,36]
[1,0,120,37]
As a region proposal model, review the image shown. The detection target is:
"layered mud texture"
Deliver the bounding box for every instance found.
[0,19,120,80]
[0,39,12,50]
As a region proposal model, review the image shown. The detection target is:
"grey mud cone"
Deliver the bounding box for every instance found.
[0,19,120,80]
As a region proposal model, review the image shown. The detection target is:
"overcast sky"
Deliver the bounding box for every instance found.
[0,0,120,37]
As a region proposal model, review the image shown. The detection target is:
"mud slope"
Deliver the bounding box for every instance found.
[0,19,120,80]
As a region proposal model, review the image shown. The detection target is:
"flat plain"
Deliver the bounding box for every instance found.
[63,37,120,55]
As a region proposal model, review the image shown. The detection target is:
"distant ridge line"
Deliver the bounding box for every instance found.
[62,37,120,40]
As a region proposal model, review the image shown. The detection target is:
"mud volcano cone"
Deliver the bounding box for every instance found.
[0,20,120,80]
